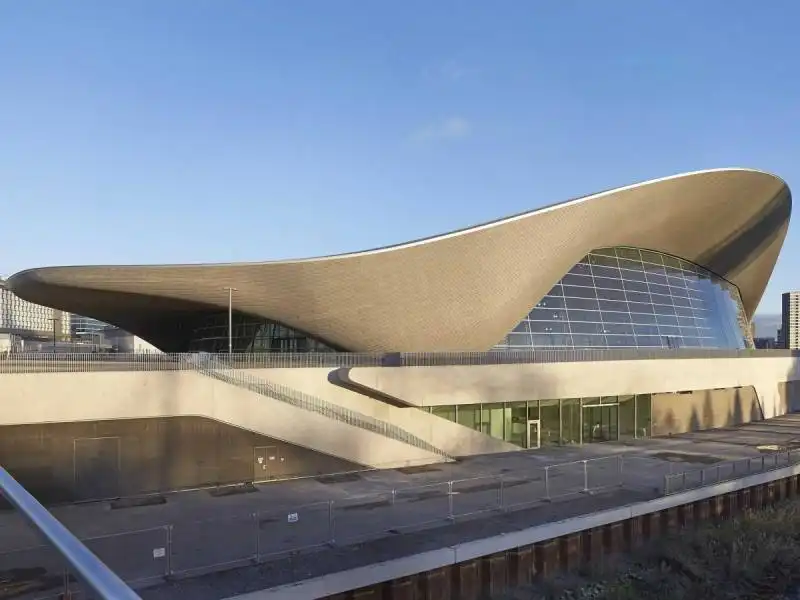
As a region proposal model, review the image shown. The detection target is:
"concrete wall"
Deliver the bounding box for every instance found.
[651,386,761,436]
[0,416,358,505]
[0,370,443,469]
[246,368,519,457]
[346,357,800,420]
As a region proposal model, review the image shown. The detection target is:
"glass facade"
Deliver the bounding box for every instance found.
[424,395,653,448]
[186,312,340,353]
[496,247,753,351]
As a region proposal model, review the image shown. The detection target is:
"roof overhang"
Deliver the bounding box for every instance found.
[8,168,792,351]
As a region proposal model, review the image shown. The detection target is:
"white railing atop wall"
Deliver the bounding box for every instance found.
[0,348,796,374]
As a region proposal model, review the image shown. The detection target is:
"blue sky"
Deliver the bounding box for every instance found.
[1,1,798,314]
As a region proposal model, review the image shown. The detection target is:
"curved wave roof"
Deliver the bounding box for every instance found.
[8,168,792,352]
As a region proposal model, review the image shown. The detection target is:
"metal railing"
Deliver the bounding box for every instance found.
[182,354,452,460]
[0,467,140,600]
[3,448,797,595]
[0,348,797,374]
[663,448,800,495]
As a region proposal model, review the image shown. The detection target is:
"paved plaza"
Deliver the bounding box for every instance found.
[3,414,800,599]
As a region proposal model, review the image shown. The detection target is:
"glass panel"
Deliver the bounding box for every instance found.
[561,399,581,445]
[527,399,540,421]
[539,400,560,446]
[635,394,652,437]
[456,404,480,431]
[618,395,635,439]
[431,405,456,422]
[506,402,528,447]
[496,247,753,350]
[481,403,505,440]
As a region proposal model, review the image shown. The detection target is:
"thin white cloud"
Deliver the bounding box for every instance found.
[410,117,472,143]
[423,60,477,83]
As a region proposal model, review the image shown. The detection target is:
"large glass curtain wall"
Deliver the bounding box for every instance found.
[186,312,341,353]
[495,247,753,351]
[428,394,653,448]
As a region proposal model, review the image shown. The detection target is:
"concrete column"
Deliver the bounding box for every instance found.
[559,534,582,571]
[582,527,604,572]
[387,576,415,600]
[421,568,450,600]
[452,560,480,600]
[624,516,643,549]
[603,522,624,555]
[508,546,534,587]
[776,478,787,502]
[788,476,799,498]
[481,553,508,597]
[534,540,559,579]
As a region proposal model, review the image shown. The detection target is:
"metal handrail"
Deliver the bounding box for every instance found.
[0,348,797,374]
[183,355,452,459]
[0,467,141,599]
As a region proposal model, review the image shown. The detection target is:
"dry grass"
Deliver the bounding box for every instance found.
[500,501,800,600]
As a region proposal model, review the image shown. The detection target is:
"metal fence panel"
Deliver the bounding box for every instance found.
[450,476,502,518]
[170,513,256,577]
[585,455,623,491]
[544,461,588,500]
[257,501,332,559]
[82,526,168,586]
[329,493,393,546]
[386,482,451,531]
[500,471,548,510]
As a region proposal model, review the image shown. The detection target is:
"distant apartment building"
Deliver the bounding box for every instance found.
[781,292,800,349]
[0,278,70,340]
[754,337,778,349]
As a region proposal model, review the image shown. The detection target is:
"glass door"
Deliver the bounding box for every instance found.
[527,419,541,449]
[582,400,619,443]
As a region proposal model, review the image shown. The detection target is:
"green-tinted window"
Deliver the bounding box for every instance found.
[506,402,528,446]
[635,394,652,437]
[561,399,581,444]
[539,400,561,446]
[431,405,456,423]
[456,404,481,431]
[481,403,505,440]
[618,395,636,439]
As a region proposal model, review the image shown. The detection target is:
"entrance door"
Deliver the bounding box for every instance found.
[526,420,541,449]
[253,446,280,482]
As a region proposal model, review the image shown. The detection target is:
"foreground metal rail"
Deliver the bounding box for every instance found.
[0,348,798,374]
[0,467,141,600]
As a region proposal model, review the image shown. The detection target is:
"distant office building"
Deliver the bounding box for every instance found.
[0,278,70,341]
[781,292,800,349]
[754,337,777,349]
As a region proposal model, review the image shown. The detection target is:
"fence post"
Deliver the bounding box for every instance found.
[582,460,589,493]
[544,467,551,502]
[700,468,706,485]
[328,501,335,545]
[447,481,454,521]
[682,470,687,490]
[252,512,259,563]
[617,454,623,487]
[166,524,174,577]
[664,474,670,496]
[391,488,396,506]
[716,464,721,482]
[498,476,505,511]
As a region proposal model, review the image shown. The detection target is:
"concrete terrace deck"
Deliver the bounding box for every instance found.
[3,414,800,600]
